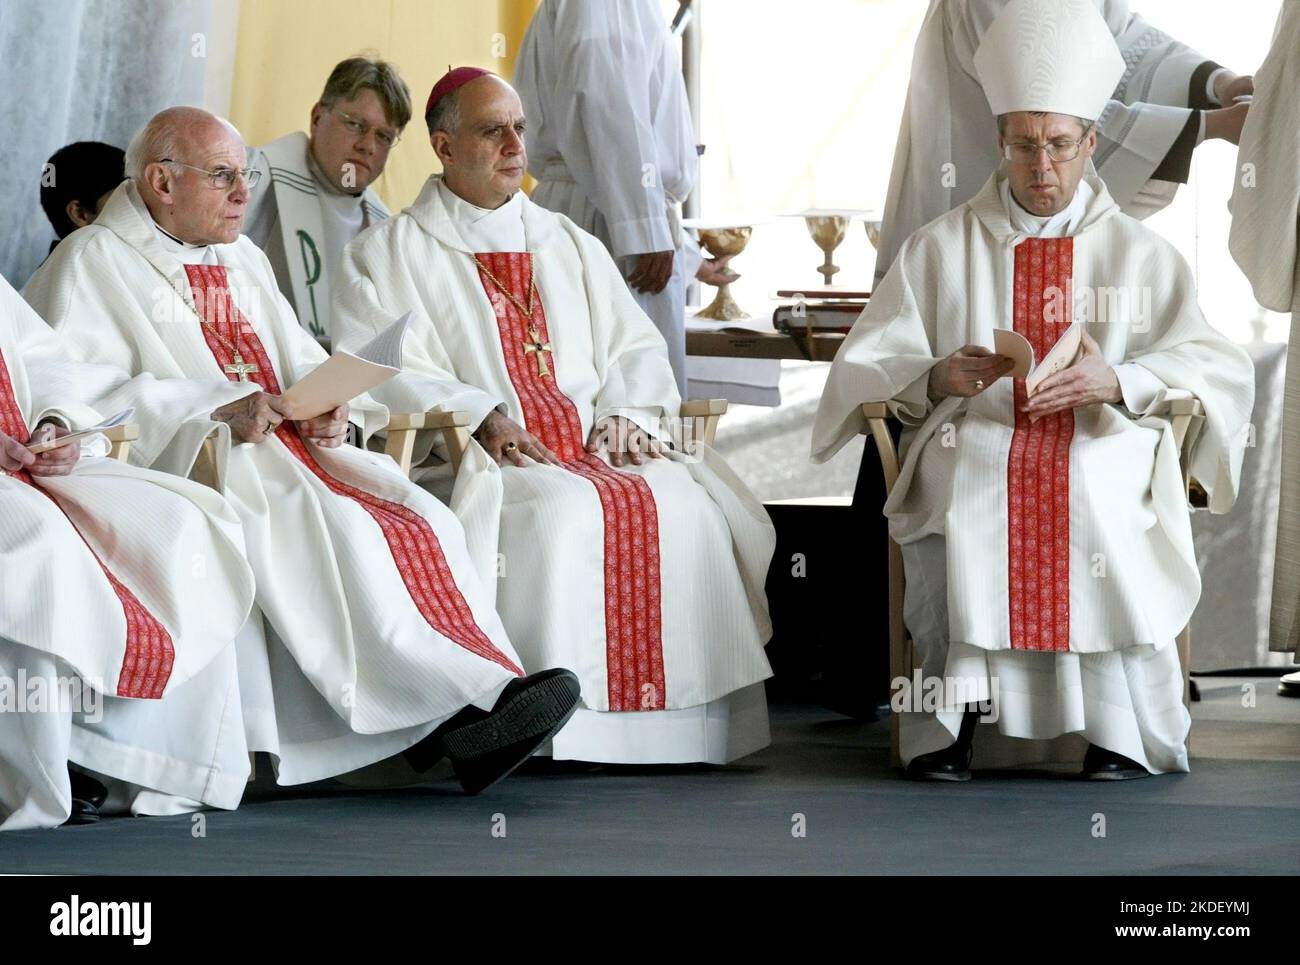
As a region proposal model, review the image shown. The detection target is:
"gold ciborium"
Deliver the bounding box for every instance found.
[694,225,753,320]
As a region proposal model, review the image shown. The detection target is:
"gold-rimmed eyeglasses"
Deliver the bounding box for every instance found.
[161,159,262,190]
[1002,124,1095,164]
[328,106,402,149]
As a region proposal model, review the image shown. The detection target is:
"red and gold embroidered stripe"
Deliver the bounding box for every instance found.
[474,253,664,710]
[0,347,173,697]
[1007,237,1074,652]
[184,264,521,676]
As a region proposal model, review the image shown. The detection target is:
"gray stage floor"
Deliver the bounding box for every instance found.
[1,678,1296,875]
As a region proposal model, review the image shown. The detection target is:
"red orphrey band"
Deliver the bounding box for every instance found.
[184,263,522,676]
[1007,237,1075,652]
[0,346,174,698]
[472,252,666,711]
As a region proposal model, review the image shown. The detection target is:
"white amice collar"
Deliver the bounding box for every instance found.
[1001,177,1094,239]
[436,178,527,252]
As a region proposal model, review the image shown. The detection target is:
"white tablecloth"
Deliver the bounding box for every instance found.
[685,303,783,406]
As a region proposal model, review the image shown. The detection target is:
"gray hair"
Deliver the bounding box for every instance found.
[125,107,243,181]
[426,89,462,137]
[125,117,181,181]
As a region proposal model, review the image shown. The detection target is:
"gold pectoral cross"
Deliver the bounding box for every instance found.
[523,325,553,378]
[224,353,259,382]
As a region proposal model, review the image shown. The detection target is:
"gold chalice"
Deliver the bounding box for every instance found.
[863,216,882,250]
[694,225,753,320]
[805,213,849,285]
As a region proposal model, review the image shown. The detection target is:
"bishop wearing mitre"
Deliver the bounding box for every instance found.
[334,69,775,765]
[813,0,1254,780]
[0,275,256,829]
[23,107,580,796]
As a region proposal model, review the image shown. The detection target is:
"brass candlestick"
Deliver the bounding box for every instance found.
[694,225,753,320]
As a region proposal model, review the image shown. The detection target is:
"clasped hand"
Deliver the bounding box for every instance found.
[211,393,349,447]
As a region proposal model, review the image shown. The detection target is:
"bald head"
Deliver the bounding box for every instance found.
[430,74,527,209]
[129,106,252,246]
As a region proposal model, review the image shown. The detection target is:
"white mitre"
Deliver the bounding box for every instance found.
[973,0,1126,121]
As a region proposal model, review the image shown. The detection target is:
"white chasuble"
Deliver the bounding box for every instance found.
[22,181,525,783]
[0,276,257,829]
[814,171,1254,770]
[334,177,775,763]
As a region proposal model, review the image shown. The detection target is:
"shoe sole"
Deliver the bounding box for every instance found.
[1081,770,1149,781]
[442,674,582,794]
[905,770,972,782]
[63,804,101,826]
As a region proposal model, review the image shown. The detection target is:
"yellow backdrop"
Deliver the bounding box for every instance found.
[229,0,539,211]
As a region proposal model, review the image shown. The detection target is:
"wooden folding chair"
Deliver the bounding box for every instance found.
[385,400,731,475]
[861,396,1205,768]
[102,423,139,462]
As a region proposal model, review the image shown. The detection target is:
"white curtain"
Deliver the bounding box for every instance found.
[0,0,233,288]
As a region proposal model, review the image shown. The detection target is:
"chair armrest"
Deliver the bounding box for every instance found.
[1166,397,1203,442]
[680,398,728,449]
[1166,398,1205,507]
[385,410,472,476]
[103,423,140,463]
[859,403,901,496]
[191,427,223,490]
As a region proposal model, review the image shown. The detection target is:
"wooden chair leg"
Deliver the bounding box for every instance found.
[1177,622,1192,755]
[862,404,908,769]
[887,535,909,769]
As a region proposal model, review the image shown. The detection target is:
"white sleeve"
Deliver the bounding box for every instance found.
[1114,362,1169,416]
[546,0,672,258]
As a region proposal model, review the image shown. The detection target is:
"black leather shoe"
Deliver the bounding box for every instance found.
[62,769,107,826]
[404,669,583,791]
[69,768,107,808]
[1080,744,1149,780]
[905,739,974,781]
[403,704,484,773]
[441,669,582,794]
[63,798,100,826]
[904,707,980,782]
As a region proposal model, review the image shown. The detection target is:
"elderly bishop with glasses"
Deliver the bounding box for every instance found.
[23,105,583,797]
[813,0,1253,782]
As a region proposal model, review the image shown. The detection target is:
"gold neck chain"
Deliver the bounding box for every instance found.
[472,254,536,321]
[197,306,258,381]
[203,318,247,358]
